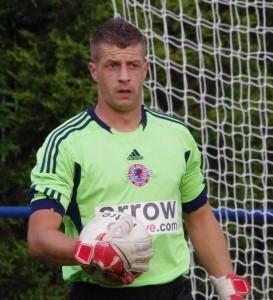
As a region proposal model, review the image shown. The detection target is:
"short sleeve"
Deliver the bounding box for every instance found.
[28,133,74,212]
[180,135,206,204]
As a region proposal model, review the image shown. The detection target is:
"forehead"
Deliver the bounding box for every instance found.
[98,43,145,62]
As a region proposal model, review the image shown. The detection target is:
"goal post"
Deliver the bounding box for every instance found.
[112,1,273,299]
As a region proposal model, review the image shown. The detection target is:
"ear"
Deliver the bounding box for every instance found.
[88,62,98,82]
[143,60,150,78]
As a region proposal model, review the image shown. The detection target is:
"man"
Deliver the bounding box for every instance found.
[27,17,250,299]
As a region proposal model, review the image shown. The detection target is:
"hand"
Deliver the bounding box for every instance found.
[210,274,251,300]
[74,215,154,285]
[102,215,154,273]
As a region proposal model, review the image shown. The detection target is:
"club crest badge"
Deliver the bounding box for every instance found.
[128,164,151,187]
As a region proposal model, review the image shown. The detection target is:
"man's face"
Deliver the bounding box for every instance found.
[88,43,149,113]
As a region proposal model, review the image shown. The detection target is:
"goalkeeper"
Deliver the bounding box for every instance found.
[27,17,250,300]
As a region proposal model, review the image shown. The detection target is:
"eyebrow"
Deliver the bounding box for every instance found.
[103,58,143,65]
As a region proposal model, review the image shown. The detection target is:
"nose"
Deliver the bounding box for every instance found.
[118,65,130,82]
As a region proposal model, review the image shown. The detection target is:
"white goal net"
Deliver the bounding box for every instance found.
[112,1,273,299]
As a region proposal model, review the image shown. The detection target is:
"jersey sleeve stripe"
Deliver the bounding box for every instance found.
[41,187,62,202]
[40,111,87,172]
[40,111,92,174]
[51,118,93,174]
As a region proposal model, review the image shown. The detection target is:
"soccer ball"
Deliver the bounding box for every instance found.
[78,211,151,286]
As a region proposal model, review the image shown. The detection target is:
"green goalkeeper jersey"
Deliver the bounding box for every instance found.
[29,105,207,287]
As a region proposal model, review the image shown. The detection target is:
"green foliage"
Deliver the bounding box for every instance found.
[0,0,114,297]
[0,220,68,299]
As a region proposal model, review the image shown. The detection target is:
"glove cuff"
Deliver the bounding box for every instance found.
[209,274,251,300]
[74,240,95,264]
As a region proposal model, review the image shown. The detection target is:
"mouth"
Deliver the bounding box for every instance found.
[117,89,132,96]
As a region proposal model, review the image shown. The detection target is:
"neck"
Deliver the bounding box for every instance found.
[94,104,142,133]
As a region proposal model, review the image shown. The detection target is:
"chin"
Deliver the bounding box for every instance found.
[112,101,139,112]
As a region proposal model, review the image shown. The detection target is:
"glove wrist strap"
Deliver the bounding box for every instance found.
[209,274,251,300]
[74,240,94,264]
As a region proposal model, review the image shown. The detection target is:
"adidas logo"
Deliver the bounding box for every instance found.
[127,149,143,160]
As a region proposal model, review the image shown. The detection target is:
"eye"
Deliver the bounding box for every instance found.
[108,62,119,69]
[130,63,140,69]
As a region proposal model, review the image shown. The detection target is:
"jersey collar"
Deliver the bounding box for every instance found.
[87,104,147,133]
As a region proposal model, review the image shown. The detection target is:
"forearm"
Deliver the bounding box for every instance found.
[183,203,233,277]
[184,203,251,299]
[28,228,77,265]
[27,209,78,266]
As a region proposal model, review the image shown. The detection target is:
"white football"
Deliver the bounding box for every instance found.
[79,211,151,285]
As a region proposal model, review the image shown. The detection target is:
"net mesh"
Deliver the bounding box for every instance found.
[112,1,273,299]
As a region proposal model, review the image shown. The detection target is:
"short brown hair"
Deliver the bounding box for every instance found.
[90,17,146,61]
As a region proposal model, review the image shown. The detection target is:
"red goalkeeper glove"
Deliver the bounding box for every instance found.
[210,274,251,300]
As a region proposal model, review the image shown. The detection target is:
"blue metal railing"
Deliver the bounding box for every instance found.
[0,206,273,222]
[213,208,273,222]
[0,206,31,218]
